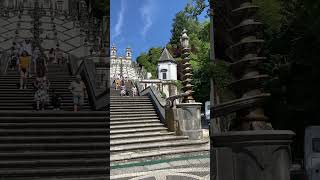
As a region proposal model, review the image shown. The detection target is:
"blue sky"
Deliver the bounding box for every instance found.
[110,0,209,61]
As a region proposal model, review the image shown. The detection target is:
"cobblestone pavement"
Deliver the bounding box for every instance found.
[110,154,210,180]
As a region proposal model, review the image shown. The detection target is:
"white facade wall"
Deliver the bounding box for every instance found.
[158,62,177,80]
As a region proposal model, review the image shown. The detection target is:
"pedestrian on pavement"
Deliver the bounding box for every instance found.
[18,50,31,89]
[34,75,50,111]
[69,75,86,112]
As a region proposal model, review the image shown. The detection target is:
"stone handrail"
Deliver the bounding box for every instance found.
[68,54,109,110]
[165,92,190,107]
[138,82,166,124]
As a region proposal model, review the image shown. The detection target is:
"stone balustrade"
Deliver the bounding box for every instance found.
[138,79,178,99]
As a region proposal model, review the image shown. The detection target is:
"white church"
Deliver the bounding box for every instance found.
[110,44,139,80]
[157,47,177,81]
[110,44,178,82]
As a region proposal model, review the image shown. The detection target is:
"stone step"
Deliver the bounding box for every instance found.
[0,122,108,129]
[0,82,72,86]
[0,97,89,100]
[110,127,168,135]
[0,117,106,122]
[110,96,149,99]
[0,166,108,179]
[110,99,152,101]
[0,128,108,136]
[0,102,90,106]
[0,89,72,93]
[0,111,107,117]
[110,96,150,101]
[0,79,72,82]
[110,140,207,152]
[0,150,108,161]
[110,101,153,104]
[110,132,174,140]
[0,99,89,103]
[110,110,156,114]
[0,86,74,90]
[0,93,78,97]
[110,116,159,121]
[0,142,108,151]
[111,123,163,130]
[0,106,92,111]
[110,119,160,125]
[110,106,154,109]
[110,135,189,146]
[110,113,158,118]
[0,76,75,79]
[0,135,109,143]
[111,146,209,162]
[0,158,107,168]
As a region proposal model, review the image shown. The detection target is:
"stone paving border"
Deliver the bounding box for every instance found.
[111,154,210,179]
[110,168,210,180]
[111,154,209,169]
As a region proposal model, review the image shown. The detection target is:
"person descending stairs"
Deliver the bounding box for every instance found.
[0,63,109,179]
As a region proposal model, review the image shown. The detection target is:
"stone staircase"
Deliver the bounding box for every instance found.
[0,64,91,111]
[0,64,109,179]
[110,96,209,164]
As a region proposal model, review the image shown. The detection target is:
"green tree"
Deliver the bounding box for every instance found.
[136,47,163,79]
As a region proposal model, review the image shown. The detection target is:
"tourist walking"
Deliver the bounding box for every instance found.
[13,42,21,55]
[9,46,18,70]
[20,39,32,56]
[51,89,62,110]
[55,47,63,64]
[48,48,55,64]
[132,86,137,97]
[18,51,31,89]
[69,75,86,112]
[115,78,120,90]
[35,55,48,78]
[34,75,50,111]
[120,84,126,96]
[32,47,41,76]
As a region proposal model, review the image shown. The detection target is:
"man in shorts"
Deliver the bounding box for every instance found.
[69,75,86,112]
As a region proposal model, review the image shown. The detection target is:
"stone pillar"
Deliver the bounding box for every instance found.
[212,131,295,180]
[176,103,203,140]
[165,106,178,133]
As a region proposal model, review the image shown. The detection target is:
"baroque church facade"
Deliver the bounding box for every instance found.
[110,44,138,80]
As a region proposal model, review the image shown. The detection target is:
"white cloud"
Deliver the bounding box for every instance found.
[114,0,126,38]
[140,0,154,38]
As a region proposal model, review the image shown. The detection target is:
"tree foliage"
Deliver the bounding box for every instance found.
[86,0,108,19]
[249,0,320,158]
[136,47,163,79]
